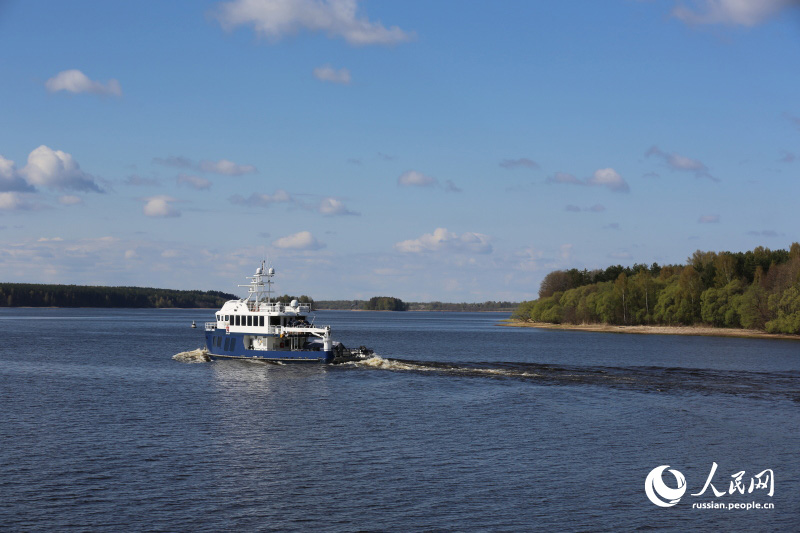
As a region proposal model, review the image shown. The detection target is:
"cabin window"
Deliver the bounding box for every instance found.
[247,316,252,327]
[259,316,264,327]
[269,316,280,326]
[230,338,237,351]
[235,315,240,326]
[224,338,230,351]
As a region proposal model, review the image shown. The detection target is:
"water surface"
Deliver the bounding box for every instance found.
[1,309,798,530]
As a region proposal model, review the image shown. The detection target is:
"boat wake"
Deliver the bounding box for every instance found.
[172,349,212,363]
[351,356,800,402]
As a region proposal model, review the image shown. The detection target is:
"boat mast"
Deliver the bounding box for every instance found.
[238,261,275,307]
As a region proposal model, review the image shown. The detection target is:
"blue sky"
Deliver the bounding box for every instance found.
[0,0,798,301]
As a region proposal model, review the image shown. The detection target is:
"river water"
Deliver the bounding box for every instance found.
[1,309,798,531]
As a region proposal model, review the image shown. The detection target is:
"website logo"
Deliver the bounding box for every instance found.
[645,465,687,507]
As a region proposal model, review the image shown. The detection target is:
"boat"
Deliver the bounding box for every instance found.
[203,262,372,364]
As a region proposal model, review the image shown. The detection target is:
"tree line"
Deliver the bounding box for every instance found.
[0,283,237,308]
[314,298,517,312]
[513,243,800,334]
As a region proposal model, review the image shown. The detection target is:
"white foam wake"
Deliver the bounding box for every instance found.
[172,349,212,363]
[355,355,429,371]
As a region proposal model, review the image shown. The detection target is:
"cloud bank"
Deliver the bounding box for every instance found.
[214,0,414,46]
[395,228,493,254]
[671,0,799,27]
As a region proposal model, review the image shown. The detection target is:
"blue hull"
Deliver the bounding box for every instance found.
[205,330,334,363]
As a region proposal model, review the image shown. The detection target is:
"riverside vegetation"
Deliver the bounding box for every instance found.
[512,243,800,335]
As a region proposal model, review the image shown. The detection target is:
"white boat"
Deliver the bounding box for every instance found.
[203,262,371,363]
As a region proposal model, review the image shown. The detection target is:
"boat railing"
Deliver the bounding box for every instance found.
[258,302,312,313]
[205,322,217,331]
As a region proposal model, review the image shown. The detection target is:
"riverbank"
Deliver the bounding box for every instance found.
[501,320,800,341]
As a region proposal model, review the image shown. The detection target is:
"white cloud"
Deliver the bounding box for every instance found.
[313,65,351,84]
[230,189,292,207]
[199,159,256,175]
[547,168,629,192]
[45,69,122,96]
[646,145,717,181]
[500,158,539,169]
[671,0,799,27]
[319,197,358,216]
[213,0,415,46]
[154,155,256,176]
[0,192,33,211]
[587,168,630,193]
[22,145,103,192]
[398,170,437,187]
[58,195,83,206]
[273,231,325,250]
[142,196,180,218]
[0,155,35,192]
[395,228,493,254]
[698,214,720,223]
[176,174,212,190]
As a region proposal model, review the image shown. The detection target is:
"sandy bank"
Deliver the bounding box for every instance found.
[501,321,800,341]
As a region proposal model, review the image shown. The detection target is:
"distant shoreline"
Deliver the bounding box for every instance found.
[501,321,800,341]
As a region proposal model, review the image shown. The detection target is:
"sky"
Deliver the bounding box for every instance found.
[0,0,799,302]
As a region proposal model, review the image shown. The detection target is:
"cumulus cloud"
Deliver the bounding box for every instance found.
[395,228,493,254]
[22,145,103,192]
[213,0,415,46]
[587,168,629,192]
[313,65,351,84]
[646,145,717,181]
[398,170,437,187]
[698,214,720,223]
[45,69,122,96]
[58,195,83,206]
[0,155,35,192]
[671,0,799,27]
[272,231,325,250]
[319,197,358,216]
[547,169,629,192]
[154,155,256,176]
[500,158,539,169]
[229,189,292,207]
[176,174,212,190]
[142,196,180,218]
[0,192,34,211]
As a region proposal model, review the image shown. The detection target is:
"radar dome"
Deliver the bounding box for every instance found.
[290,299,299,308]
[268,267,275,276]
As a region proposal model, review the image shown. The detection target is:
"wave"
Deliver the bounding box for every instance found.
[172,349,212,363]
[352,356,799,401]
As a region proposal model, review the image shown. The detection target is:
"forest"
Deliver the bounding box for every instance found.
[0,283,237,308]
[512,243,800,334]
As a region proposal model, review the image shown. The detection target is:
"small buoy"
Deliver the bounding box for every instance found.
[191,321,197,328]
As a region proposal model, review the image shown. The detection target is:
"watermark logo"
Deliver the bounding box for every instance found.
[644,462,775,510]
[645,465,687,507]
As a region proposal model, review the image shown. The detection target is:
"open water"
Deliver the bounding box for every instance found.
[1,308,798,531]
